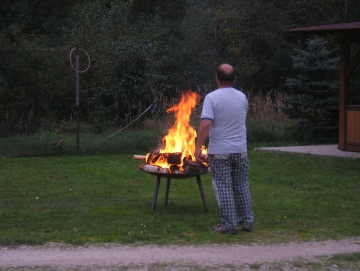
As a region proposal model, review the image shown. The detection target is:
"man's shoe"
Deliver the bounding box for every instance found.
[212,224,238,235]
[241,225,253,232]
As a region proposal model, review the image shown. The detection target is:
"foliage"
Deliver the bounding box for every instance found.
[283,0,354,25]
[1,0,360,136]
[0,88,294,157]
[246,89,294,143]
[179,0,291,91]
[282,39,340,143]
[0,1,180,134]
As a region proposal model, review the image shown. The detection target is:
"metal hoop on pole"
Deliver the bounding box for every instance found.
[69,47,91,73]
[69,46,90,153]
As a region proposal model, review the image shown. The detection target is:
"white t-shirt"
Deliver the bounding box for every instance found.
[200,87,248,154]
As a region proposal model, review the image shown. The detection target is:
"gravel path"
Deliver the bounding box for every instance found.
[1,238,360,270]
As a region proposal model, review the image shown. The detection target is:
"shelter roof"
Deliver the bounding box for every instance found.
[284,21,360,42]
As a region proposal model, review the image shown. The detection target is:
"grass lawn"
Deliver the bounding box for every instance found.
[0,148,359,246]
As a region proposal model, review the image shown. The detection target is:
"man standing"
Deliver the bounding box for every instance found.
[195,63,254,235]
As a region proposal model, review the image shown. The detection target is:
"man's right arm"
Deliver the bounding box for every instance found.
[195,119,212,161]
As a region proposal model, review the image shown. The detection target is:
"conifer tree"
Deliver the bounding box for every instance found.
[282,38,339,142]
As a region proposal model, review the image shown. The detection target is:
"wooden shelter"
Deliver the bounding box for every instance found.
[284,21,360,152]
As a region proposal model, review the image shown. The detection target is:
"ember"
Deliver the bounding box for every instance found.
[134,91,209,175]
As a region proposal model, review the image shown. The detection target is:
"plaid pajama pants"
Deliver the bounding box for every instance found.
[209,153,254,230]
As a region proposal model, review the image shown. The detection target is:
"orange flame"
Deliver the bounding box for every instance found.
[161,91,199,156]
[147,91,207,170]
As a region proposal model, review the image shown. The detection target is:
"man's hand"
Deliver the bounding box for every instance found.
[194,148,202,162]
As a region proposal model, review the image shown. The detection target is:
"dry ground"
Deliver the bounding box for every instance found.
[1,237,360,270]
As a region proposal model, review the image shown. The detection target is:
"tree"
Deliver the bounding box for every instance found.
[67,1,179,130]
[2,0,360,135]
[282,38,340,142]
[275,0,360,26]
[179,0,290,90]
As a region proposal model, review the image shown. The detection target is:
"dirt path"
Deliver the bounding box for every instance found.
[1,238,360,270]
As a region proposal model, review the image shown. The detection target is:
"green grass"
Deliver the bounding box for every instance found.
[0,128,164,157]
[0,148,359,246]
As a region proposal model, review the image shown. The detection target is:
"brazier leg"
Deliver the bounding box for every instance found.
[196,175,209,212]
[164,178,171,206]
[151,175,161,211]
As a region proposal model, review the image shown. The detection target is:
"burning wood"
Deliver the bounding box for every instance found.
[133,153,183,165]
[183,159,208,174]
[133,153,209,174]
[133,91,209,175]
[147,152,182,165]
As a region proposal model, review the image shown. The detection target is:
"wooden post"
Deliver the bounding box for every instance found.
[339,36,350,150]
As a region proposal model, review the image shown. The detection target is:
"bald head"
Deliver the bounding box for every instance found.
[216,64,235,86]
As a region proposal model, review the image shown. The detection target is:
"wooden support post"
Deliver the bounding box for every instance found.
[339,36,350,150]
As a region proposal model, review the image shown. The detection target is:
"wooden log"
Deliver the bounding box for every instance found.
[143,164,169,174]
[167,152,182,165]
[133,155,146,160]
[183,159,208,174]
